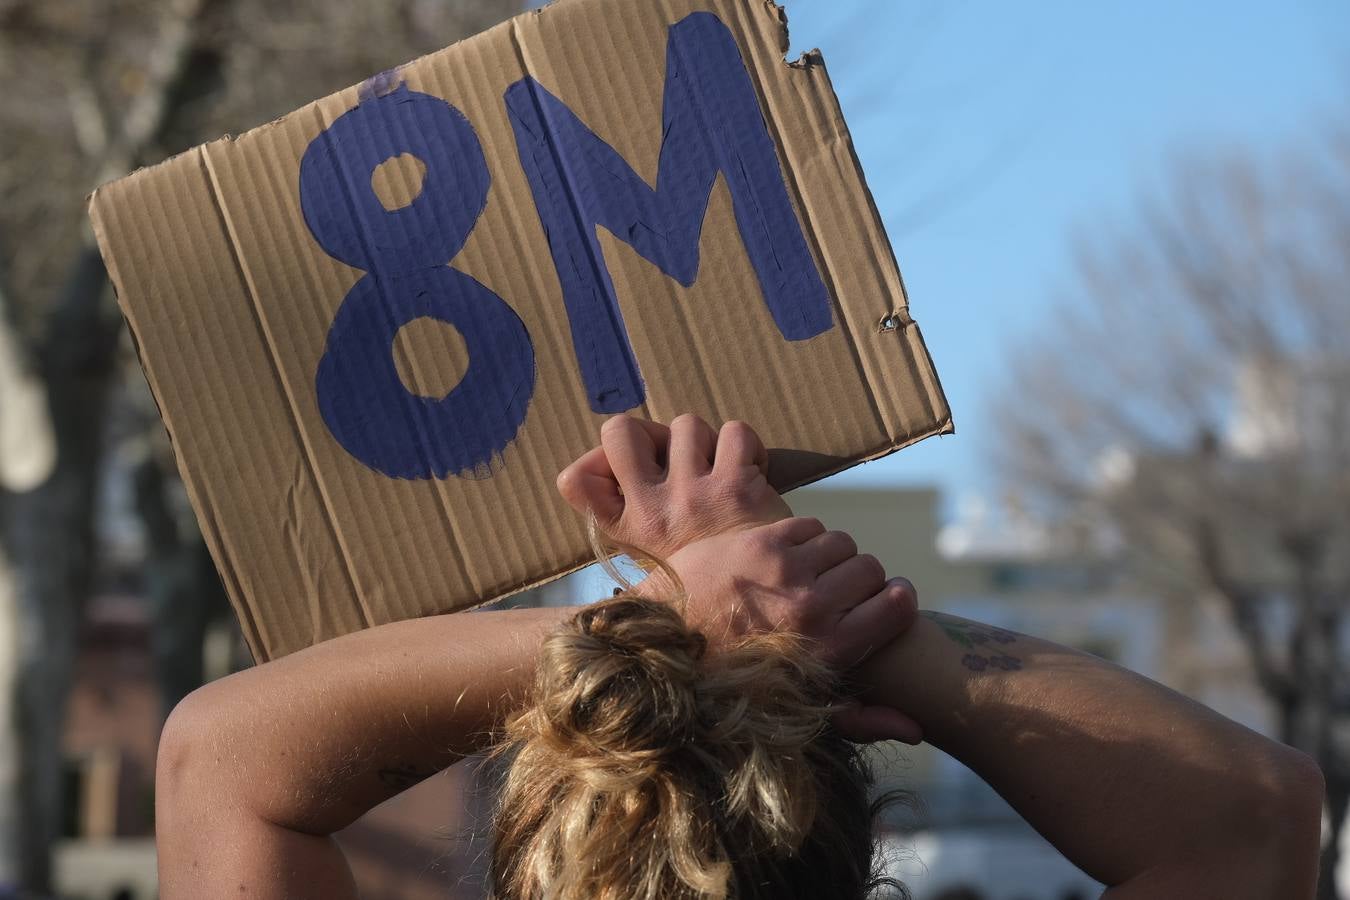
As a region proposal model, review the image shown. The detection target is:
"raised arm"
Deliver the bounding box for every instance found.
[155,415,918,899]
[859,613,1324,898]
[154,604,575,899]
[565,415,1325,899]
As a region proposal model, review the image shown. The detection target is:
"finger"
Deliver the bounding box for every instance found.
[758,516,827,546]
[668,413,718,478]
[796,529,857,574]
[626,417,673,452]
[600,415,671,488]
[832,703,924,745]
[556,447,624,524]
[713,420,768,478]
[814,553,887,613]
[828,577,919,668]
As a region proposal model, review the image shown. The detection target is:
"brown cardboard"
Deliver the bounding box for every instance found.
[89,0,952,662]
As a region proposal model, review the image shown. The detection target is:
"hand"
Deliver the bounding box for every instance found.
[558,414,922,743]
[556,414,792,558]
[652,517,924,745]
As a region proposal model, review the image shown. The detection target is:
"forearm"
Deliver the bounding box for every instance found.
[861,612,1323,893]
[157,605,574,894]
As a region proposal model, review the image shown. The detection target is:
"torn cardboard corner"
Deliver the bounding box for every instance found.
[88,0,952,662]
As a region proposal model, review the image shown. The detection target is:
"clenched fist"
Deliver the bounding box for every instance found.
[556,413,791,558]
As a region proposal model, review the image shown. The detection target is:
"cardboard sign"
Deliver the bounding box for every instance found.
[90,0,952,661]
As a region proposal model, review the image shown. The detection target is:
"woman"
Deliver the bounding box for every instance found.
[156,415,1324,898]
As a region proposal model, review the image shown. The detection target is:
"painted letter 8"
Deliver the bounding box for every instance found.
[299,84,535,479]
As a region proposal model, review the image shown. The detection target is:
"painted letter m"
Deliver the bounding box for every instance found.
[505,11,832,413]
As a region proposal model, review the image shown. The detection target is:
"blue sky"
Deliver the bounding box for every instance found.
[776,0,1349,515]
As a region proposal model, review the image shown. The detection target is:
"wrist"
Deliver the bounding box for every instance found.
[856,613,983,731]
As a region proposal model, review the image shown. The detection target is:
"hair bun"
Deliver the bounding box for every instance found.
[495,594,888,900]
[532,596,707,759]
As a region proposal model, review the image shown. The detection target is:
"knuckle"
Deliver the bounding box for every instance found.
[601,414,633,435]
[827,530,857,556]
[763,552,794,584]
[747,526,782,553]
[671,412,701,430]
[709,479,745,507]
[695,485,748,525]
[799,516,825,534]
[719,419,752,444]
[673,496,704,527]
[857,553,885,582]
[787,554,817,585]
[634,505,665,531]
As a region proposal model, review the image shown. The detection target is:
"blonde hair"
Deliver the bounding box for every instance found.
[488,592,904,899]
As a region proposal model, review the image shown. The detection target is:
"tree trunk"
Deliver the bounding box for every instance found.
[132,454,232,719]
[0,254,57,891]
[0,547,24,893]
[5,246,118,893]
[1320,774,1348,900]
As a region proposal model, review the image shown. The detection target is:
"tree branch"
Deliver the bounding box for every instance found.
[66,81,109,161]
[1192,517,1295,706]
[94,0,210,184]
[0,235,56,501]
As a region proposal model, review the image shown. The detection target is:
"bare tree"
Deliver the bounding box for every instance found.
[0,0,519,892]
[0,248,56,892]
[995,134,1350,898]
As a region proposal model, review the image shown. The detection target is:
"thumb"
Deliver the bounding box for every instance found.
[832,702,924,745]
[556,446,624,524]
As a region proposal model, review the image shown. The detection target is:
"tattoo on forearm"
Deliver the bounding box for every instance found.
[378,763,436,792]
[920,611,1024,673]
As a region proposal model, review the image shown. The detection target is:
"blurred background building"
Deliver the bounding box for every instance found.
[3,0,1349,898]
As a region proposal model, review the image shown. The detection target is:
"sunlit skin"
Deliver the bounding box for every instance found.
[155,415,1324,899]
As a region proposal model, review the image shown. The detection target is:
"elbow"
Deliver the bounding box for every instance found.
[156,684,223,827]
[1243,745,1325,895]
[1272,748,1325,859]
[1114,748,1325,899]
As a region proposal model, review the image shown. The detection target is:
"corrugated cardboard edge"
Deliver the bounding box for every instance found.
[88,193,274,655]
[747,0,954,454]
